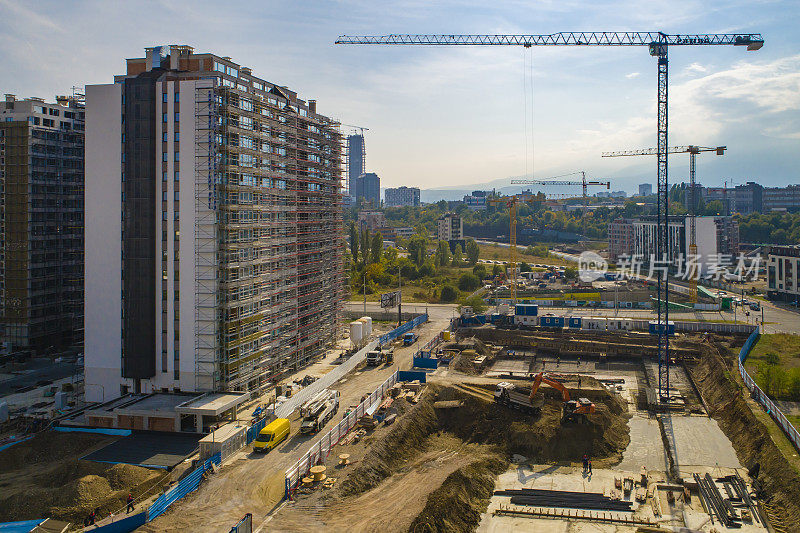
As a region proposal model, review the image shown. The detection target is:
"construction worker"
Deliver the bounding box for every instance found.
[582,454,588,473]
[588,459,593,475]
[127,493,135,513]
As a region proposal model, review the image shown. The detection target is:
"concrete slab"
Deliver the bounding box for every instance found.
[83,432,202,469]
[668,415,741,469]
[616,413,669,473]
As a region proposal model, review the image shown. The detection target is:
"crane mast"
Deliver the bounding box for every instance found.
[336,31,764,404]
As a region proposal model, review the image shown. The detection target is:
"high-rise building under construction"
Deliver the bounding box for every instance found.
[0,94,85,354]
[85,45,344,401]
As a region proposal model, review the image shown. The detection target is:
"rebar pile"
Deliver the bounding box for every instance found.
[494,488,634,512]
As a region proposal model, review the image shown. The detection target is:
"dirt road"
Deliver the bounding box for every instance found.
[139,318,449,532]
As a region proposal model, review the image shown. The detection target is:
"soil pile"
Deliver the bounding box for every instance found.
[435,384,630,464]
[409,454,507,533]
[689,342,800,532]
[339,399,438,496]
[0,432,167,524]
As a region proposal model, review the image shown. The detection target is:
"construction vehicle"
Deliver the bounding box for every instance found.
[366,349,385,366]
[403,332,417,346]
[252,418,290,453]
[299,389,340,435]
[495,373,596,423]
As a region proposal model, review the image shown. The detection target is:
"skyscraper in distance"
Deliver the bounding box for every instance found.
[347,134,364,197]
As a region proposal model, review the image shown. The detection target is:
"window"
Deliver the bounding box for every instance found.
[174,191,179,201]
[162,93,168,103]
[174,132,180,142]
[174,171,179,181]
[174,92,180,103]
[162,191,167,201]
[174,112,180,122]
[162,152,168,162]
[162,171,168,182]
[174,152,179,162]
[162,113,167,122]
[162,132,168,142]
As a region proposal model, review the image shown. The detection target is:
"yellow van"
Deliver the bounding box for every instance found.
[253,418,290,453]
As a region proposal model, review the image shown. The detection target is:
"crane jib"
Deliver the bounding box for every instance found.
[335,33,764,48]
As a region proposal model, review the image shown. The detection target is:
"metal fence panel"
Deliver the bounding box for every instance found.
[229,513,252,533]
[147,452,221,521]
[275,314,427,420]
[737,329,800,453]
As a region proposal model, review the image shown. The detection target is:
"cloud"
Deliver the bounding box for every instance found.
[625,72,640,79]
[684,62,708,75]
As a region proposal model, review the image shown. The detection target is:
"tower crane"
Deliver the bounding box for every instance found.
[340,124,369,136]
[335,30,764,403]
[512,171,610,237]
[602,146,726,302]
[488,193,540,305]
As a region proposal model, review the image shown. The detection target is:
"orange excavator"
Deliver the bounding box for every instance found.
[494,373,595,423]
[530,372,596,424]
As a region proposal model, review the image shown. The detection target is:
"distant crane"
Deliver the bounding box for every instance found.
[335,30,764,404]
[512,172,610,238]
[340,124,370,136]
[602,146,726,301]
[488,193,540,305]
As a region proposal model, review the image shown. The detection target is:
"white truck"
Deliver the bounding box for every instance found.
[493,382,543,415]
[299,389,340,435]
[366,346,394,366]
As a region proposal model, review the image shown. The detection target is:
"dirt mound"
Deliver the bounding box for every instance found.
[339,399,439,496]
[105,463,158,490]
[409,454,507,532]
[688,343,800,532]
[435,385,630,464]
[339,383,629,499]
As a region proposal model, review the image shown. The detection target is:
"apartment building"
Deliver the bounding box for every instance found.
[346,134,364,197]
[437,212,463,242]
[463,190,490,211]
[0,94,84,353]
[353,172,380,208]
[638,183,652,197]
[357,210,386,233]
[384,186,420,207]
[85,45,344,401]
[767,246,800,301]
[608,215,739,275]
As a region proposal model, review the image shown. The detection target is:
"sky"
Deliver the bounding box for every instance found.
[1,0,798,196]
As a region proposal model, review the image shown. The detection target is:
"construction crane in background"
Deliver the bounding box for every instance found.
[336,31,763,404]
[512,172,610,238]
[602,146,726,302]
[488,193,539,305]
[340,124,369,136]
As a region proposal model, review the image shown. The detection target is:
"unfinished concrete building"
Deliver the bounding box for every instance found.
[85,45,344,401]
[0,94,85,354]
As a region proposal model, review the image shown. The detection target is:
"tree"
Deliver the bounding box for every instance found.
[435,241,450,268]
[473,264,487,280]
[492,264,503,276]
[564,267,578,280]
[348,222,358,265]
[520,262,532,273]
[440,284,458,302]
[460,294,487,314]
[407,236,426,267]
[360,227,370,267]
[458,273,481,292]
[370,232,383,264]
[465,238,480,265]
[451,244,463,266]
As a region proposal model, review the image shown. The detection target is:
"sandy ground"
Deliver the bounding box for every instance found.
[263,435,484,533]
[138,317,450,532]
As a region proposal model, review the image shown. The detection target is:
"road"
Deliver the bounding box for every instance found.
[140,315,450,532]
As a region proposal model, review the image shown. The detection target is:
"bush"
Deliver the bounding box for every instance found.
[440,285,458,302]
[492,264,503,276]
[473,265,487,280]
[519,262,532,273]
[458,273,481,292]
[461,294,487,314]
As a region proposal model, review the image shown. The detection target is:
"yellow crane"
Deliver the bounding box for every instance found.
[602,145,726,301]
[488,193,540,305]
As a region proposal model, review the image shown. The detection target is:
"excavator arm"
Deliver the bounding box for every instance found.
[529,372,571,403]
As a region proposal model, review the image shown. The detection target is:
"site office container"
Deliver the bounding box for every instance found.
[568,317,582,329]
[514,315,539,327]
[540,315,565,328]
[514,304,538,316]
[648,321,676,336]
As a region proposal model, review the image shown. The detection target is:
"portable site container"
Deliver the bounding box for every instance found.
[540,315,565,328]
[568,317,582,329]
[514,304,538,316]
[648,321,676,336]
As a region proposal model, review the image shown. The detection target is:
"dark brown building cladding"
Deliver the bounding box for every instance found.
[1,123,30,327]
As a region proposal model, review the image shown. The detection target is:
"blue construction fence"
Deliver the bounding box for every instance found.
[398,370,427,383]
[378,313,427,345]
[229,513,253,533]
[245,417,268,445]
[147,452,221,522]
[737,329,800,453]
